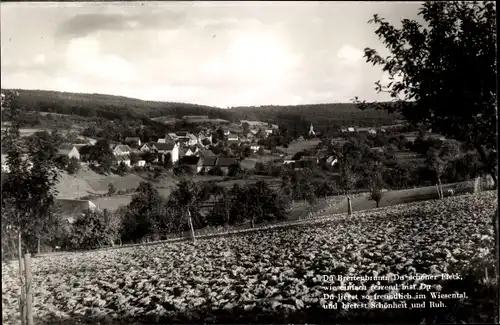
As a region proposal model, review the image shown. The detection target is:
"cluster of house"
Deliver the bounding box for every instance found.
[341,127,384,134]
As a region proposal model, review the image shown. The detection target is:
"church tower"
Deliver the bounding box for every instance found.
[308,123,315,137]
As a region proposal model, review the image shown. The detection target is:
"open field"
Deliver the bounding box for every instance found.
[277,139,321,159]
[55,168,147,199]
[2,191,496,324]
[320,181,476,216]
[0,127,46,137]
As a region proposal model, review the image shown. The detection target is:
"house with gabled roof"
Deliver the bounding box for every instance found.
[113,144,132,156]
[215,157,238,175]
[55,199,99,224]
[124,137,141,147]
[57,144,80,160]
[198,149,216,158]
[153,142,179,163]
[202,156,218,172]
[178,155,203,174]
[115,155,131,167]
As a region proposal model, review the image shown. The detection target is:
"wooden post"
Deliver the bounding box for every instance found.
[347,197,352,216]
[18,231,26,325]
[37,238,40,255]
[24,253,33,325]
[187,209,196,243]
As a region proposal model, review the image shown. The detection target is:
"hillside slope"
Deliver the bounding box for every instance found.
[55,167,146,199]
[2,89,403,130]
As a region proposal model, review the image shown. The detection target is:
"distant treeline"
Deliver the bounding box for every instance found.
[2,89,402,136]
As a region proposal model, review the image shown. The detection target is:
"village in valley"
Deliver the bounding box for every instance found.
[1,1,497,323]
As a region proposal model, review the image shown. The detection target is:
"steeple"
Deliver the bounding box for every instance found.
[309,123,315,136]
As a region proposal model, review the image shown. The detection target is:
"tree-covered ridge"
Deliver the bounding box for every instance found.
[2,89,230,122]
[2,89,402,131]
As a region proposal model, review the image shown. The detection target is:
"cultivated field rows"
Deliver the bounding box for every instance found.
[2,191,497,324]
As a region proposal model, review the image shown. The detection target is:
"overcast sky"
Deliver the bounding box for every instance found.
[1,2,422,107]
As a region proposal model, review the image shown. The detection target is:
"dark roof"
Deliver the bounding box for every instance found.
[199,149,216,157]
[55,199,97,222]
[58,144,76,155]
[215,157,238,167]
[154,142,176,151]
[202,156,217,167]
[124,137,140,142]
[179,155,201,166]
[176,131,188,137]
[59,144,75,150]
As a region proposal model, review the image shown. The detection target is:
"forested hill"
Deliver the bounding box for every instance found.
[3,89,232,122]
[228,103,401,130]
[2,89,402,132]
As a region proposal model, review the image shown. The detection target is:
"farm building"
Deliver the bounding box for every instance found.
[154,142,179,163]
[55,199,99,224]
[228,134,239,143]
[179,156,203,174]
[113,145,132,156]
[124,137,141,147]
[202,156,217,172]
[239,159,257,170]
[215,157,238,175]
[116,155,131,167]
[301,156,319,164]
[57,144,80,160]
[140,143,155,152]
[198,149,216,158]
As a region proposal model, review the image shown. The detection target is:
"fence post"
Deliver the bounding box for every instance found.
[347,197,352,216]
[24,253,33,325]
[18,232,26,325]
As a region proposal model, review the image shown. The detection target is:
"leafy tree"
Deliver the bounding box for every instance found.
[116,161,128,175]
[173,164,194,177]
[108,182,116,196]
[163,152,173,169]
[122,182,166,243]
[90,139,115,172]
[129,152,141,166]
[242,122,250,135]
[368,167,385,208]
[208,166,224,176]
[68,209,121,250]
[354,1,497,188]
[2,90,62,257]
[67,157,80,174]
[169,180,208,242]
[257,146,265,156]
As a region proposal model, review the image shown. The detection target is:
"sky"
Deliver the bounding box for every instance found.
[1,1,422,108]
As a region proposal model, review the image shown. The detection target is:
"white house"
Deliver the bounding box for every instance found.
[57,144,81,160]
[154,142,179,163]
[116,155,131,167]
[228,134,239,142]
[124,137,141,147]
[166,133,179,142]
[187,133,198,146]
[250,144,260,152]
[134,160,146,167]
[157,138,166,144]
[140,143,155,152]
[113,145,132,156]
[368,129,377,135]
[1,154,9,172]
[347,127,355,132]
